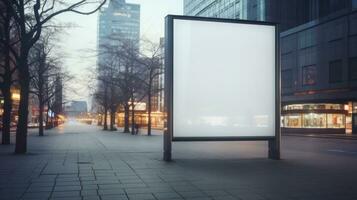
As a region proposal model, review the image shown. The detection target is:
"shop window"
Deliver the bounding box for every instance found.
[327,114,345,128]
[329,60,343,83]
[282,70,293,88]
[303,65,317,86]
[282,115,302,128]
[303,113,326,128]
[350,57,357,80]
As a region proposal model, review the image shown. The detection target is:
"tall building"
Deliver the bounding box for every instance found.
[97,0,140,65]
[183,0,357,135]
[184,0,266,21]
[65,101,88,117]
[95,0,140,116]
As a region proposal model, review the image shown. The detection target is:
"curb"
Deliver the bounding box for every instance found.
[284,134,357,140]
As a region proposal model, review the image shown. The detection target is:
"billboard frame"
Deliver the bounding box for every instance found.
[163,15,281,161]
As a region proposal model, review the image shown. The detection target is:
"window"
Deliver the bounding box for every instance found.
[282,115,302,128]
[327,114,345,128]
[350,57,357,80]
[329,60,343,83]
[282,70,293,88]
[302,65,317,85]
[303,113,326,128]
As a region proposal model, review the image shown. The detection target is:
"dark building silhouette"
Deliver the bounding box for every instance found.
[184,0,357,134]
[65,101,88,117]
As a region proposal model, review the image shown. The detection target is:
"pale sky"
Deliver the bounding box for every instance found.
[55,0,183,106]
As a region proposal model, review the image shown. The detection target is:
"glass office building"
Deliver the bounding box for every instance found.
[183,0,357,134]
[184,0,265,21]
[97,0,140,63]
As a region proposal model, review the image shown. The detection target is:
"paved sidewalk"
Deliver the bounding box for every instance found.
[1,122,357,200]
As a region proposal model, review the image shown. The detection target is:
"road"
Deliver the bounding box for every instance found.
[0,121,357,200]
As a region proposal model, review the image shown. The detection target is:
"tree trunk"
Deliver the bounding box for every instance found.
[1,89,12,145]
[103,85,108,130]
[124,103,130,133]
[45,101,49,127]
[131,98,135,135]
[38,100,44,136]
[110,108,116,131]
[1,5,13,145]
[147,89,152,136]
[103,106,108,130]
[15,62,30,154]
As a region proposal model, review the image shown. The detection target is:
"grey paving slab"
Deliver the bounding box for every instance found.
[101,194,129,200]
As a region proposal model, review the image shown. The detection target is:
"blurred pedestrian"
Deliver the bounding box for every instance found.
[135,123,140,135]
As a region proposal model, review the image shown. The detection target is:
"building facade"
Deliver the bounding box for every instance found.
[184,0,266,21]
[183,0,357,134]
[65,101,88,117]
[97,0,140,65]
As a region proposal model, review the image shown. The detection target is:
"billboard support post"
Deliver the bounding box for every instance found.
[268,139,280,160]
[163,15,280,161]
[269,25,281,160]
[163,15,173,162]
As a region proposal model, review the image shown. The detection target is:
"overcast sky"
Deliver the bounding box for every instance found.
[55,0,183,106]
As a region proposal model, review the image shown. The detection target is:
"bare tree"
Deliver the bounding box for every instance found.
[29,31,66,136]
[95,37,163,135]
[136,40,164,136]
[92,82,109,130]
[2,0,107,153]
[96,38,139,133]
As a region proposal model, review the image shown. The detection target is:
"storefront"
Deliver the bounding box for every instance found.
[116,111,164,129]
[281,103,353,134]
[353,102,357,134]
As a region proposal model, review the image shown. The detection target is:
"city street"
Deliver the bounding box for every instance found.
[0,122,357,200]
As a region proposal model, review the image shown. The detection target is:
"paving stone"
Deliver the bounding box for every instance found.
[101,194,129,200]
[51,191,81,198]
[127,193,156,200]
[22,192,51,199]
[81,189,98,196]
[153,192,182,199]
[98,188,126,195]
[178,191,209,199]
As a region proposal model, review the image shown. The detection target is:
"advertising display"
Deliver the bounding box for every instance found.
[164,15,280,160]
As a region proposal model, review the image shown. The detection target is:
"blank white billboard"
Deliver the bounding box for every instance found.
[173,18,277,138]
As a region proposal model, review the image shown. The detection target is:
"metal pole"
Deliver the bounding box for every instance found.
[163,16,174,161]
[269,23,281,160]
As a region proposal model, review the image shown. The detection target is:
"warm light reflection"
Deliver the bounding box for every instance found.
[11,93,20,101]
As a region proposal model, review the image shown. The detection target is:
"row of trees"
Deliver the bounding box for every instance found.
[0,0,107,153]
[93,37,163,136]
[29,30,70,136]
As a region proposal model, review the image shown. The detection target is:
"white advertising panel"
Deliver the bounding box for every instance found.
[172,18,277,138]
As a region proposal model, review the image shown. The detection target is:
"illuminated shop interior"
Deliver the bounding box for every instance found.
[281,103,355,134]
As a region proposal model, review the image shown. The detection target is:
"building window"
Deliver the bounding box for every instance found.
[327,114,345,128]
[302,65,317,85]
[282,104,347,129]
[283,115,302,128]
[303,113,326,128]
[329,60,343,83]
[350,57,357,80]
[282,70,293,88]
